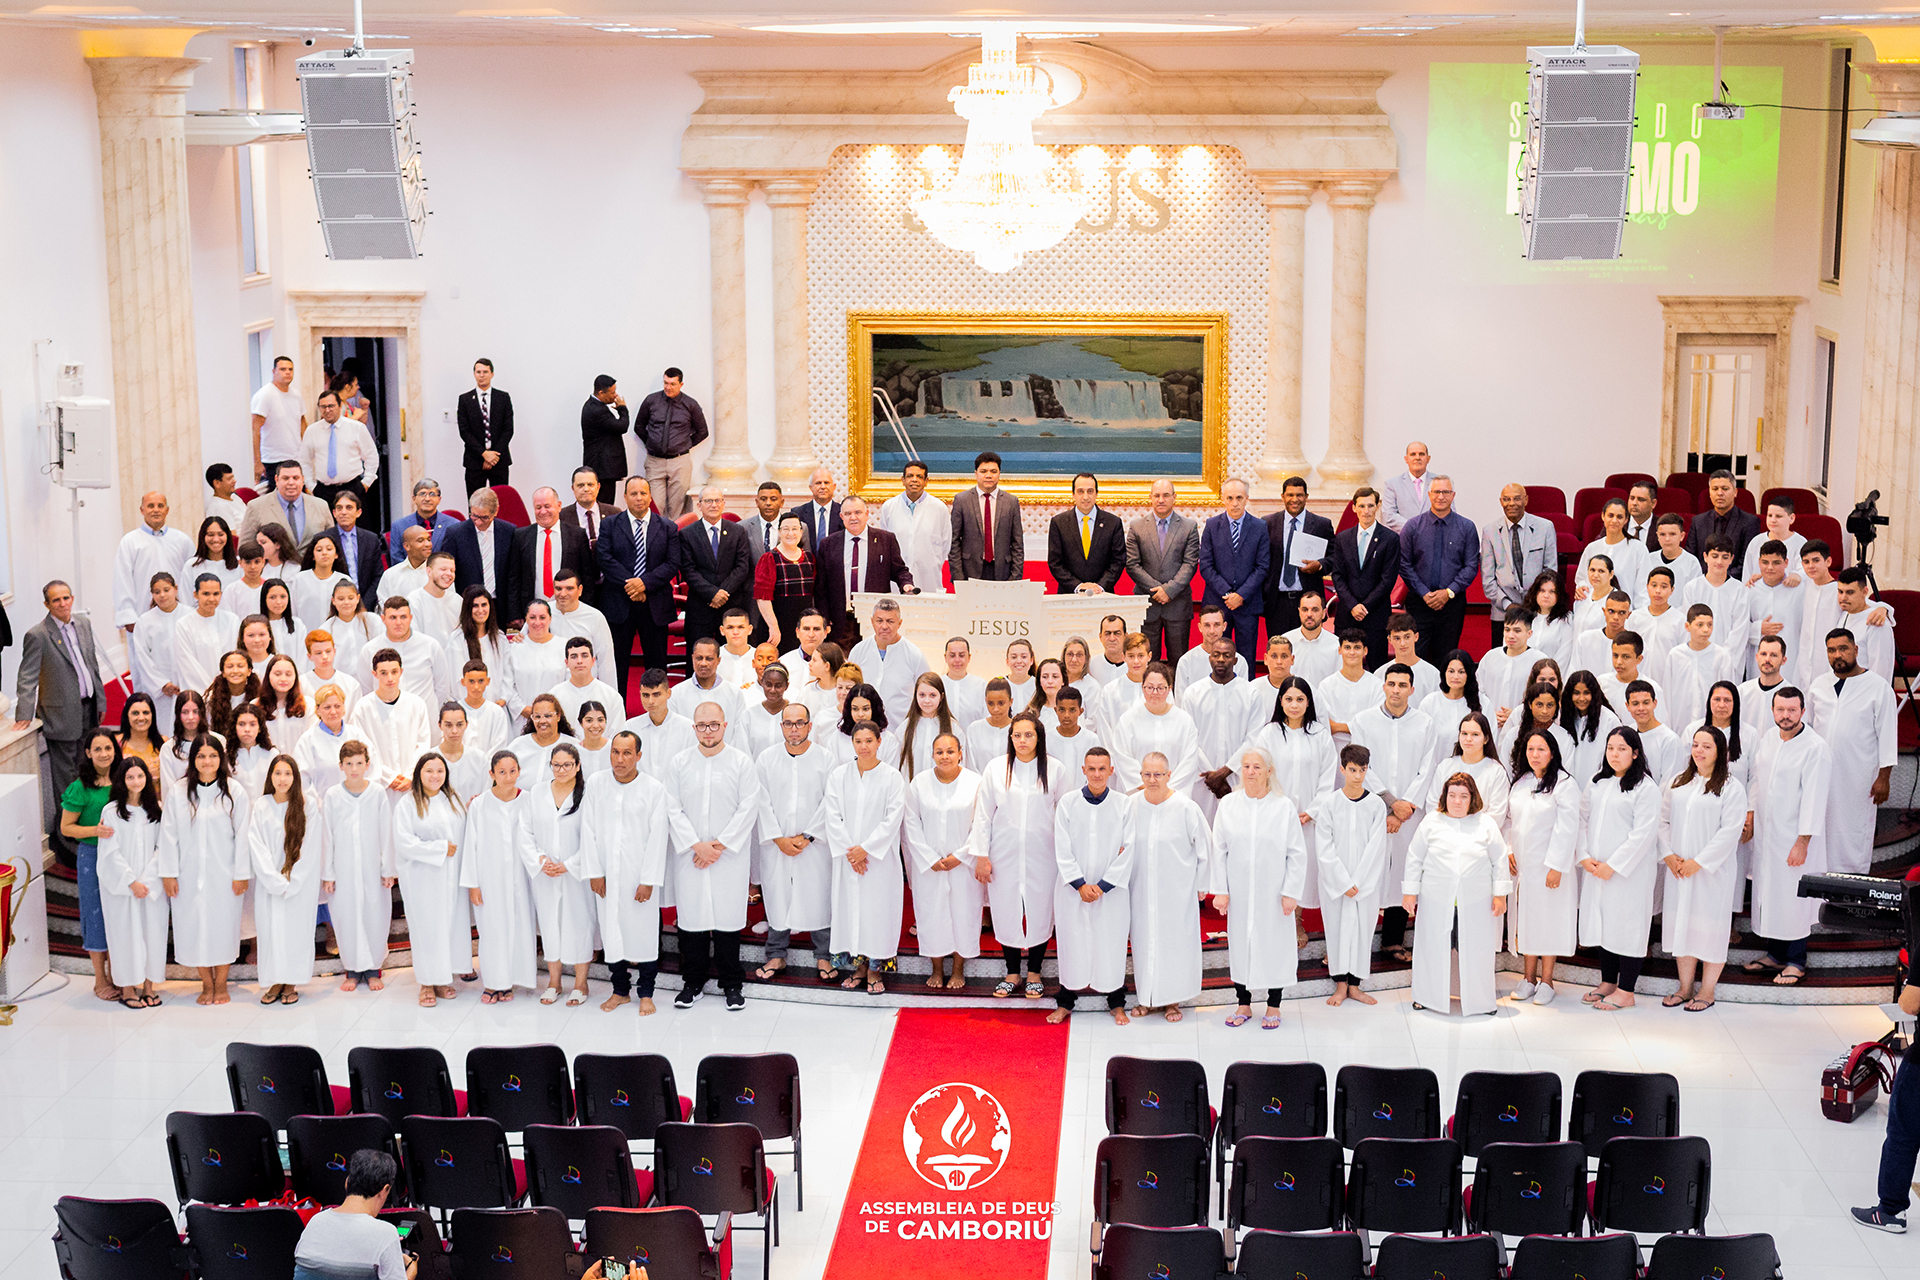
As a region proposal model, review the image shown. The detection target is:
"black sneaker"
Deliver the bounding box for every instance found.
[673,986,704,1009]
[725,990,745,1011]
[1852,1205,1907,1233]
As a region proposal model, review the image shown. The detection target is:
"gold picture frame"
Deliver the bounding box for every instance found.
[847,311,1228,505]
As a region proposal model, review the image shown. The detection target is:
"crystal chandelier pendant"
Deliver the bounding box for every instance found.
[911,24,1086,273]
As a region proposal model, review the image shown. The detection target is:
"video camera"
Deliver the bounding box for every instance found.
[1848,489,1891,549]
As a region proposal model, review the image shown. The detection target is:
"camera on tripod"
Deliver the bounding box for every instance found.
[1848,489,1891,548]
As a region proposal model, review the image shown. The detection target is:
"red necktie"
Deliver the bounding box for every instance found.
[981,492,994,566]
[542,528,555,597]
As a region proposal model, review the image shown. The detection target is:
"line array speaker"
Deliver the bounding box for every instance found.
[296,49,428,260]
[1520,45,1638,262]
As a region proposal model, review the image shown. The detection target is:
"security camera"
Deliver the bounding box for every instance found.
[303,36,316,47]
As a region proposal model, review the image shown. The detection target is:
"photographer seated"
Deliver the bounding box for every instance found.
[1852,960,1920,1233]
[294,1150,417,1280]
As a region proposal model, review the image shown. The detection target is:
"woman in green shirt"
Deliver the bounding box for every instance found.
[60,728,123,1000]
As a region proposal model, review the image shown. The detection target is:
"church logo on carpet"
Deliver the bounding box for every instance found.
[904,1082,1011,1191]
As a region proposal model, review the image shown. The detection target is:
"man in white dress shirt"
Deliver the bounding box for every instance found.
[848,597,930,725]
[1807,629,1897,875]
[1282,593,1340,686]
[1379,440,1433,533]
[876,461,952,595]
[113,490,193,632]
[300,388,380,514]
[549,569,619,689]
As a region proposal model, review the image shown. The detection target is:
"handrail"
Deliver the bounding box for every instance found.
[871,389,922,464]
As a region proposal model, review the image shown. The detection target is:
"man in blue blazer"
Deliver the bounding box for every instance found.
[595,475,682,694]
[1196,478,1271,667]
[443,486,517,599]
[325,489,387,604]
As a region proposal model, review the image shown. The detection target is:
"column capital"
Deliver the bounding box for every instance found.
[1859,62,1920,113]
[759,174,821,207]
[86,55,205,118]
[1250,173,1317,209]
[1323,172,1393,208]
[694,175,753,208]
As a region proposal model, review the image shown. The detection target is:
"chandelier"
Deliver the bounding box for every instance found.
[911,24,1085,273]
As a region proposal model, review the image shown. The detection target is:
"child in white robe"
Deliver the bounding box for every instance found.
[1210,747,1307,1029]
[320,740,394,989]
[1310,745,1390,1006]
[969,711,1070,997]
[1506,727,1582,1005]
[248,755,323,1004]
[158,738,251,1005]
[524,742,597,1005]
[461,751,539,1000]
[824,722,908,994]
[97,757,170,1004]
[1658,726,1750,1012]
[1049,747,1133,1025]
[392,752,468,1005]
[903,733,984,989]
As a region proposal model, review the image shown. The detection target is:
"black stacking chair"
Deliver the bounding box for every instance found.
[574,1052,687,1148]
[1333,1066,1440,1150]
[584,1206,730,1280]
[466,1044,574,1136]
[1449,1070,1562,1156]
[1589,1136,1711,1235]
[1095,1223,1231,1280]
[652,1122,777,1280]
[379,1208,450,1280]
[53,1197,187,1280]
[1567,1070,1679,1160]
[1465,1140,1586,1237]
[183,1205,303,1280]
[224,1042,346,1133]
[1346,1137,1462,1235]
[348,1046,463,1125]
[1232,1229,1368,1280]
[1374,1232,1503,1280]
[693,1053,802,1210]
[1644,1232,1781,1280]
[400,1115,524,1221]
[1092,1133,1210,1256]
[1508,1231,1641,1280]
[1215,1061,1326,1215]
[1106,1056,1216,1141]
[287,1113,403,1206]
[448,1207,573,1280]
[163,1111,284,1209]
[1227,1136,1345,1233]
[523,1123,647,1221]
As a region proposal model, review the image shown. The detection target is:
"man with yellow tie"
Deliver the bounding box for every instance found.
[1047,472,1127,596]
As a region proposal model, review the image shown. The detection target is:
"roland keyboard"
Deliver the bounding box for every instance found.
[1799,873,1916,937]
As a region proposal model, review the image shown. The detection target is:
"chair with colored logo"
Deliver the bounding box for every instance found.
[1345,1137,1462,1235]
[1333,1066,1440,1151]
[1093,1223,1230,1280]
[466,1045,575,1137]
[693,1053,802,1210]
[53,1196,188,1280]
[379,1208,451,1280]
[1568,1071,1680,1161]
[524,1124,651,1223]
[1643,1231,1780,1280]
[1227,1135,1345,1234]
[652,1121,778,1280]
[1464,1140,1586,1238]
[287,1113,403,1207]
[347,1047,466,1126]
[1092,1133,1210,1259]
[399,1115,526,1225]
[574,1053,690,1151]
[1373,1231,1503,1280]
[1230,1228,1368,1280]
[1106,1056,1216,1142]
[224,1042,350,1134]
[1215,1061,1327,1217]
[1588,1135,1711,1236]
[1507,1230,1640,1280]
[183,1204,303,1280]
[163,1111,286,1210]
[584,1206,731,1280]
[1448,1070,1562,1157]
[448,1207,574,1280]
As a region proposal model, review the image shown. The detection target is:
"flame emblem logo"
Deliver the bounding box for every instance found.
[903,1082,1012,1192]
[562,1166,582,1185]
[693,1158,714,1176]
[1275,1172,1296,1191]
[202,1148,223,1167]
[1499,1105,1519,1123]
[1262,1097,1285,1116]
[1393,1169,1417,1188]
[502,1075,523,1093]
[1614,1107,1634,1125]
[103,1237,124,1255]
[384,1082,405,1100]
[435,1150,455,1168]
[1137,1171,1160,1190]
[1521,1180,1543,1200]
[258,1077,277,1095]
[1141,1091,1163,1110]
[1644,1176,1667,1195]
[227,1245,249,1260]
[737,1087,757,1106]
[1702,1269,1726,1280]
[1373,1104,1394,1120]
[491,1247,513,1263]
[326,1153,348,1172]
[611,1090,631,1107]
[635,1248,649,1263]
[1152,1266,1172,1279]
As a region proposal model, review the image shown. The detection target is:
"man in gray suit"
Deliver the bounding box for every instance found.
[238,458,333,555]
[1125,478,1202,662]
[739,481,786,644]
[949,451,1023,581]
[13,580,117,861]
[1480,482,1558,623]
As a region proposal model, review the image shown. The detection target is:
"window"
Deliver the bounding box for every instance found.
[1813,334,1838,495]
[247,326,275,397]
[233,45,270,279]
[1819,47,1851,285]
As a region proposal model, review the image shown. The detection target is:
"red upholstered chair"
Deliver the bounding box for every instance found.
[1524,485,1568,517]
[1336,500,1358,532]
[1878,589,1920,705]
[1760,486,1822,517]
[1665,471,1710,502]
[1796,513,1846,567]
[235,487,259,504]
[1570,487,1624,534]
[1604,472,1658,492]
[1547,513,1578,562]
[490,484,531,526]
[1654,489,1695,517]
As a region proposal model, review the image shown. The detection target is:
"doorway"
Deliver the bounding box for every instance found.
[1676,344,1759,486]
[322,335,394,532]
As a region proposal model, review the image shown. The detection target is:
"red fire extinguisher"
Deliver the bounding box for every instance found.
[0,861,15,970]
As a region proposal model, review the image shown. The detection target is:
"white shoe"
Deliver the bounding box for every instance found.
[1532,984,1556,1005]
[1510,980,1536,1001]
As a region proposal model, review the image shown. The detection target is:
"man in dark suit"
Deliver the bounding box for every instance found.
[559,466,618,552]
[739,481,786,645]
[327,489,387,604]
[1262,475,1338,641]
[1324,486,1401,667]
[1046,472,1125,595]
[949,451,1023,581]
[457,357,513,495]
[581,375,630,493]
[1125,480,1201,661]
[786,468,842,553]
[813,495,916,647]
[445,486,517,599]
[12,580,115,863]
[680,485,752,647]
[595,475,682,693]
[506,486,593,628]
[1196,478,1271,666]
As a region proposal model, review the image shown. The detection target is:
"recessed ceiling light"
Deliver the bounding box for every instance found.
[752,20,1248,35]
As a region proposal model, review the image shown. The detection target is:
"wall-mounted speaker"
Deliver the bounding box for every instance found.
[1520,45,1638,261]
[296,49,427,260]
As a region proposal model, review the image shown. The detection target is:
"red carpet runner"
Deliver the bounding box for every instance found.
[822,1008,1070,1280]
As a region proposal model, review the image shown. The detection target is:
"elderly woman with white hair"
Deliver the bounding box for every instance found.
[1209,745,1307,1029]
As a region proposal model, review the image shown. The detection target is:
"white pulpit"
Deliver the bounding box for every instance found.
[851,580,1150,678]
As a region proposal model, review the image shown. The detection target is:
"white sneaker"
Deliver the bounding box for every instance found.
[1510,980,1536,1001]
[1532,984,1556,1005]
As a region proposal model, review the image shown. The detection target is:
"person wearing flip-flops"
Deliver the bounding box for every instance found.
[972,712,1069,1001]
[1049,747,1134,1026]
[525,743,596,1006]
[1743,686,1832,989]
[1576,727,1662,1011]
[1211,747,1306,1030]
[1656,727,1747,1013]
[823,721,908,996]
[248,754,323,1007]
[1126,751,1213,1024]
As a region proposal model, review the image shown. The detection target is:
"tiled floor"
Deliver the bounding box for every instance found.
[1,970,1911,1279]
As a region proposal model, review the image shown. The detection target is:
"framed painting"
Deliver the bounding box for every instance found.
[846,311,1228,504]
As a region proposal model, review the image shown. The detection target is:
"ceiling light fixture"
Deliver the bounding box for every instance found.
[911,24,1086,273]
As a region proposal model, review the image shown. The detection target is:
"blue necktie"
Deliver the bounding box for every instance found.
[285,498,304,542]
[710,524,720,562]
[816,507,826,545]
[634,516,648,577]
[1230,517,1241,552]
[327,425,339,480]
[1283,515,1299,590]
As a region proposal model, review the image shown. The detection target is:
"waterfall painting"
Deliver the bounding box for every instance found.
[847,312,1227,504]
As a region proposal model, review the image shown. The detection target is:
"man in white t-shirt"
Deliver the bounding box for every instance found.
[292,1149,415,1280]
[249,354,306,484]
[204,462,249,531]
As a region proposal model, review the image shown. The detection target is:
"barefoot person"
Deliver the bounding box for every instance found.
[580,731,671,1016]
[1312,745,1388,1007]
[1210,747,1306,1029]
[1050,747,1133,1025]
[904,732,985,990]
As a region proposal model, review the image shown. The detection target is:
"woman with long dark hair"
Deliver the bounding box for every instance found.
[393,751,468,1007]
[526,742,595,1004]
[162,690,220,785]
[1578,726,1660,1011]
[1507,727,1581,1005]
[1559,669,1621,789]
[189,515,243,590]
[1658,726,1748,1012]
[158,735,249,1005]
[970,710,1067,998]
[1520,570,1576,669]
[59,728,123,1001]
[117,691,165,768]
[248,754,321,1005]
[98,756,168,1007]
[1425,649,1483,750]
[290,531,348,624]
[444,586,518,713]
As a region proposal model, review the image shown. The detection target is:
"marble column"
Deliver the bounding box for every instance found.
[1253,176,1316,491]
[1318,176,1386,492]
[1855,63,1920,589]
[763,175,821,487]
[88,55,206,532]
[697,177,756,488]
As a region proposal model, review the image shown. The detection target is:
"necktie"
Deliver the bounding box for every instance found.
[1080,513,1091,558]
[710,523,720,562]
[634,516,648,577]
[542,528,555,597]
[327,425,339,480]
[1510,522,1523,584]
[1283,515,1299,590]
[816,506,826,545]
[286,498,304,542]
[62,622,92,699]
[1157,518,1168,554]
[341,528,356,578]
[981,492,994,565]
[585,508,597,542]
[762,522,771,552]
[479,391,491,449]
[850,535,862,606]
[1230,516,1241,552]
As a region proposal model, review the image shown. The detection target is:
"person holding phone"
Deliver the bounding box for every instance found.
[292,1149,417,1280]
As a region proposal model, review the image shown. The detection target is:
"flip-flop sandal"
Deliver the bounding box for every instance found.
[539,987,561,1004]
[1581,990,1608,1004]
[140,993,162,1007]
[480,991,499,1004]
[867,978,886,995]
[1773,967,1805,985]
[818,966,842,984]
[419,991,438,1007]
[1261,1014,1283,1030]
[260,987,281,1005]
[1025,981,1046,999]
[1661,993,1688,1008]
[280,991,299,1006]
[1592,999,1632,1011]
[1742,958,1784,974]
[992,978,1018,998]
[842,971,867,990]
[1224,1012,1251,1027]
[754,963,786,981]
[566,989,588,1006]
[1685,998,1716,1011]
[117,994,144,1010]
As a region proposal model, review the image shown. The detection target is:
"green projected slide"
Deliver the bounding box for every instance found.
[1427,63,1782,281]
